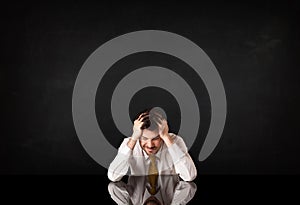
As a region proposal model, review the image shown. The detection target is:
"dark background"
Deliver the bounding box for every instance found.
[1,0,300,203]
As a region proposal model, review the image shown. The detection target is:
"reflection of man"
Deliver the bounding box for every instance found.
[108,108,197,182]
[108,175,197,205]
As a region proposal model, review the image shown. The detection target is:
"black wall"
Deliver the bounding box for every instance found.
[2,1,300,174]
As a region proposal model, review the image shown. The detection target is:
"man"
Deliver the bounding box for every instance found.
[107,108,197,182]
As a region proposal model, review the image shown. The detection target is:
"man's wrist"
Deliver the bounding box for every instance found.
[127,137,138,150]
[161,133,174,147]
[131,133,141,141]
[130,137,138,142]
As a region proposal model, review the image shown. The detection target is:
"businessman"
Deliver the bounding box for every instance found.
[108,107,197,182]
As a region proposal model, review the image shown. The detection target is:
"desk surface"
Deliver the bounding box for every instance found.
[1,175,298,204]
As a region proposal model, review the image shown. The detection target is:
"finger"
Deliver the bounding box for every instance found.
[158,120,167,130]
[153,112,163,119]
[141,122,147,129]
[137,114,142,121]
[162,119,168,127]
[135,119,146,126]
[140,115,149,122]
[155,117,162,126]
[137,112,148,120]
[152,115,163,124]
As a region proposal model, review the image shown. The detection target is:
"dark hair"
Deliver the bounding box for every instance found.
[136,107,166,131]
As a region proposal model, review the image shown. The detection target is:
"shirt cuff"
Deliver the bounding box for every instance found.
[168,143,186,163]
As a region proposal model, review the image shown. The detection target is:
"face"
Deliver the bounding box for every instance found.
[140,129,163,155]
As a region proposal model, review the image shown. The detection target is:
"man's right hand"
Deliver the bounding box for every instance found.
[131,113,148,141]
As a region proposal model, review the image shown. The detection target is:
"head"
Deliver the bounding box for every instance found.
[136,107,166,155]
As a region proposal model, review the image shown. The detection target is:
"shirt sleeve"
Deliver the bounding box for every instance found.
[167,135,198,181]
[171,181,197,204]
[107,138,132,182]
[108,181,133,205]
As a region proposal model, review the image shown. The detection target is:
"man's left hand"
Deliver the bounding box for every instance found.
[158,119,174,146]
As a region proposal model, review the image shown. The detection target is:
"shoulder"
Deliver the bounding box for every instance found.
[118,137,131,151]
[120,137,130,146]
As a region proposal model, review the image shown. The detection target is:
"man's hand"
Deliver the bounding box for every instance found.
[131,113,148,141]
[158,118,169,138]
[157,118,174,147]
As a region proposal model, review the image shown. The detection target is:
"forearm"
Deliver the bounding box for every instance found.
[173,154,197,181]
[161,133,174,147]
[108,154,130,182]
[167,136,197,181]
[171,181,197,204]
[127,137,137,150]
[108,140,132,182]
[108,181,132,204]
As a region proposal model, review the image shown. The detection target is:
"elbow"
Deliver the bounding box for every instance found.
[107,170,122,182]
[181,171,197,182]
[107,170,114,181]
[188,166,198,181]
[180,165,197,182]
[189,171,197,181]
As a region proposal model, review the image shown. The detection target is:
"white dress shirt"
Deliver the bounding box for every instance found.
[108,133,197,182]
